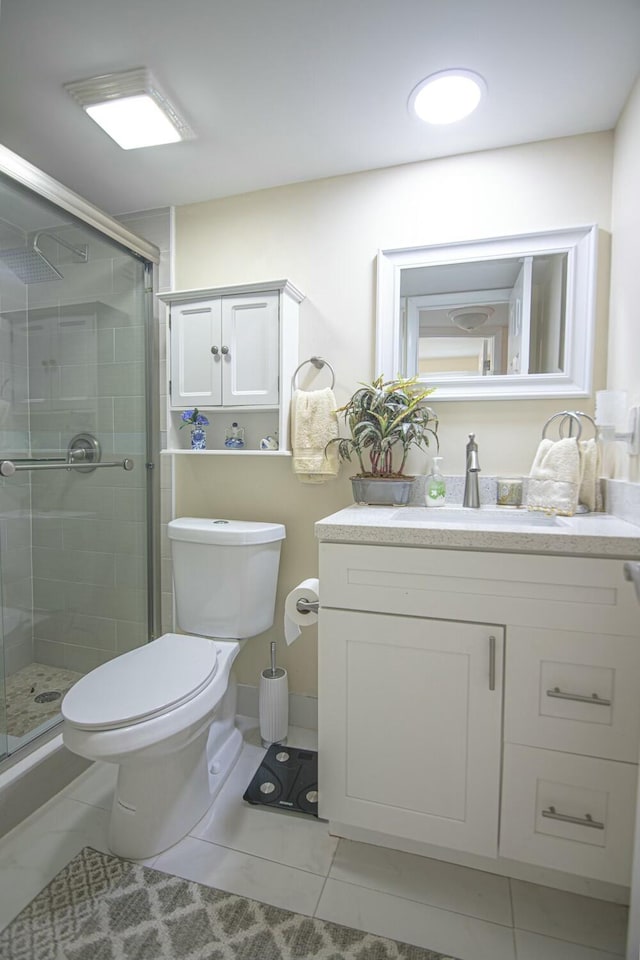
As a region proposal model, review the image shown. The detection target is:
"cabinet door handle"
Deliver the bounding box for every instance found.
[488,635,496,691]
[211,345,219,355]
[221,345,230,355]
[546,687,611,707]
[541,805,605,830]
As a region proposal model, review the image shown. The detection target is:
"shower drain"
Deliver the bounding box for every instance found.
[34,690,62,704]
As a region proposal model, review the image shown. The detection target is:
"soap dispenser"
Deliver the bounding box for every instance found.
[426,456,446,507]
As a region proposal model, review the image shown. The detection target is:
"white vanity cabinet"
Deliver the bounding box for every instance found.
[160,280,303,452]
[318,541,640,887]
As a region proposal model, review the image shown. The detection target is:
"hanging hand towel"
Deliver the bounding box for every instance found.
[526,437,582,515]
[291,387,339,483]
[578,438,602,513]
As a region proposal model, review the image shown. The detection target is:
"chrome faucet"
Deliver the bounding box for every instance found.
[463,433,481,508]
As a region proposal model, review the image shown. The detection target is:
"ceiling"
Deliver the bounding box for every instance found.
[0,0,639,216]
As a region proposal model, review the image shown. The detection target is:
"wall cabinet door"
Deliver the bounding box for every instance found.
[220,293,279,406]
[170,293,279,408]
[319,608,504,858]
[170,299,222,407]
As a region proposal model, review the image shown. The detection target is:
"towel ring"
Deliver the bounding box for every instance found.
[542,411,583,440]
[292,356,336,390]
[565,411,597,439]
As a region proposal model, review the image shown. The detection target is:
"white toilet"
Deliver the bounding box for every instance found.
[61,517,286,860]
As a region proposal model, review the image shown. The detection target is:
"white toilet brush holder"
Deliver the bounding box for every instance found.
[259,641,288,747]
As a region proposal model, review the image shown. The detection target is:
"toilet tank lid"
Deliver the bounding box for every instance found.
[168,517,286,545]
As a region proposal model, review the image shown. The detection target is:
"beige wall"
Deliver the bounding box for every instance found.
[610,76,640,482]
[174,132,614,696]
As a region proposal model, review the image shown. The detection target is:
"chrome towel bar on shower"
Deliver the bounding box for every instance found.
[0,457,134,477]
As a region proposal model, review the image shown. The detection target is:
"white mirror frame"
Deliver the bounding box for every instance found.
[376,225,598,401]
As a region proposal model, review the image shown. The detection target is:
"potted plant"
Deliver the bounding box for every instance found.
[329,375,438,505]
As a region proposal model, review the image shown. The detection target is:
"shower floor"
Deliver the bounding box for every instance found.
[5,663,83,740]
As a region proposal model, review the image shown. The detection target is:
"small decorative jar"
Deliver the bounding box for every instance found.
[180,408,209,450]
[190,426,207,450]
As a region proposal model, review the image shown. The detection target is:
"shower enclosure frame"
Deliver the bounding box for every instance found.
[0,143,162,737]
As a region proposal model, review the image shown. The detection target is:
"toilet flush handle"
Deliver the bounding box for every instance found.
[623,562,640,603]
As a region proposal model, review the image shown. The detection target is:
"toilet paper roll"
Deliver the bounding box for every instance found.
[284,577,320,645]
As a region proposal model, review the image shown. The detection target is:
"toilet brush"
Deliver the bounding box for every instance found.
[259,641,288,747]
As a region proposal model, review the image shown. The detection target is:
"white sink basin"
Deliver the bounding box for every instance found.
[391,506,560,526]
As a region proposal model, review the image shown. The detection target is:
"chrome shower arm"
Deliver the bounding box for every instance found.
[33,230,88,263]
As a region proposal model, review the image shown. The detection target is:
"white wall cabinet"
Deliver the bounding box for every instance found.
[160,280,303,453]
[318,542,640,887]
[169,293,279,408]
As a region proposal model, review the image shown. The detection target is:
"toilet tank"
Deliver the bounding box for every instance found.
[168,518,286,639]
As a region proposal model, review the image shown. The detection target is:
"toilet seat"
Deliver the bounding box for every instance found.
[62,633,219,731]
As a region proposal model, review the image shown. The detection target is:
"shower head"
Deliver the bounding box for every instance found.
[0,230,88,284]
[0,246,63,283]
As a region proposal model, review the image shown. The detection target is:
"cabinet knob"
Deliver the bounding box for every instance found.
[221,345,230,355]
[210,346,219,355]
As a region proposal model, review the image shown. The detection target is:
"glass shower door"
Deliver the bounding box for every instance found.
[0,172,157,757]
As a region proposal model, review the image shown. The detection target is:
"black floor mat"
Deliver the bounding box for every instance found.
[243,744,318,817]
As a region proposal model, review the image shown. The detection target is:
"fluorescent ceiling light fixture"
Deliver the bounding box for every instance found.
[64,68,194,149]
[409,69,486,124]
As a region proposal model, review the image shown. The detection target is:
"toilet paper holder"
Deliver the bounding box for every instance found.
[296,597,319,615]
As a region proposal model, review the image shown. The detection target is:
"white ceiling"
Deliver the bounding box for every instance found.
[0,0,639,216]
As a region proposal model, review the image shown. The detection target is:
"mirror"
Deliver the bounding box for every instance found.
[376,225,597,400]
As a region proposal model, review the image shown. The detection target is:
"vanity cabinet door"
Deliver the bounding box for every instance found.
[170,292,279,409]
[318,608,504,858]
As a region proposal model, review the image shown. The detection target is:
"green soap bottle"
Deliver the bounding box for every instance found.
[426,456,446,507]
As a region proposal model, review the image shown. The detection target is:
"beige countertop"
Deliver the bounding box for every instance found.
[315,504,640,558]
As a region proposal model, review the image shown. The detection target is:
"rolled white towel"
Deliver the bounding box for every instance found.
[527,437,581,516]
[579,438,602,512]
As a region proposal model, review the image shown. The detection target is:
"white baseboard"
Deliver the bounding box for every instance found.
[237,684,318,730]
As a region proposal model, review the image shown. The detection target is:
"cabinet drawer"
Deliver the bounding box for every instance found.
[505,627,640,762]
[500,743,637,885]
[319,544,639,635]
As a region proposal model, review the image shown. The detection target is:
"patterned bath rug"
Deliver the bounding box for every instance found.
[0,846,459,960]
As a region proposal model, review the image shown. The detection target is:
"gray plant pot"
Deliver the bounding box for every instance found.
[351,476,415,506]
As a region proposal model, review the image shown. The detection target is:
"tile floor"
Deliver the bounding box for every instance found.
[0,718,629,960]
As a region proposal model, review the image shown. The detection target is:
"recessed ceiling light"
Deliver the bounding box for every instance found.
[64,68,194,150]
[409,69,486,125]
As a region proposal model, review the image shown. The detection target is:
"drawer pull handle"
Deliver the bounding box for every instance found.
[489,635,496,691]
[541,806,605,830]
[546,687,611,707]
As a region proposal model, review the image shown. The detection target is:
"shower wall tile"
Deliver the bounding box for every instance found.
[33,638,66,669]
[114,325,145,362]
[31,517,63,548]
[116,619,147,653]
[5,642,33,675]
[34,610,116,651]
[114,554,145,590]
[113,487,145,522]
[1,546,32,584]
[33,547,116,586]
[97,327,115,363]
[97,361,145,397]
[62,518,145,555]
[63,643,113,674]
[59,364,98,401]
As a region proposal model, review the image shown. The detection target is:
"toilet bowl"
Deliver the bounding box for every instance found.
[61,518,285,860]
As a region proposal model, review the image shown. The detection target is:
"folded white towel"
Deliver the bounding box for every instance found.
[579,438,602,512]
[291,387,339,484]
[526,437,582,515]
